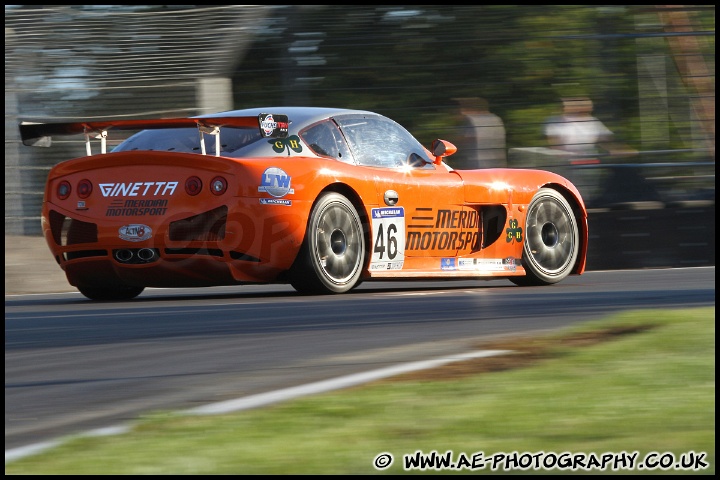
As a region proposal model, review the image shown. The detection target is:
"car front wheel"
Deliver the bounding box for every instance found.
[511,188,579,286]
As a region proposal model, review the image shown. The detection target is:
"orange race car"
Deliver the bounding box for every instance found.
[19,107,588,300]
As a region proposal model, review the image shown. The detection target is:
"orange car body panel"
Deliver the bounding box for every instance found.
[41,152,586,288]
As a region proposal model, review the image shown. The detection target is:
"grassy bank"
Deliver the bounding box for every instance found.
[6,307,715,474]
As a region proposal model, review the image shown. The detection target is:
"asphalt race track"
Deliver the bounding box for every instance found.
[5,267,715,453]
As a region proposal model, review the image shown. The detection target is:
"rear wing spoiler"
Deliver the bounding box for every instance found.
[18,113,290,157]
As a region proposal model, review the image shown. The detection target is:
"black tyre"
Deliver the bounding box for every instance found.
[76,283,145,301]
[290,192,365,294]
[511,188,579,286]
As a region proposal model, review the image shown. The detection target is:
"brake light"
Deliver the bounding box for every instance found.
[77,179,93,199]
[210,176,227,195]
[185,176,202,196]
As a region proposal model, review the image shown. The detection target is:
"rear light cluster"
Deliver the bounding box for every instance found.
[183,176,228,196]
[55,176,229,199]
[57,179,92,200]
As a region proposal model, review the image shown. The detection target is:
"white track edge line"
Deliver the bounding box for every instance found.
[5,348,512,464]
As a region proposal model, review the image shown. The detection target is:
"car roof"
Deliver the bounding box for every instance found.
[199,107,377,135]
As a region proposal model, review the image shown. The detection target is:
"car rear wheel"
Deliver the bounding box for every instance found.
[290,192,365,294]
[511,188,579,286]
[76,283,145,301]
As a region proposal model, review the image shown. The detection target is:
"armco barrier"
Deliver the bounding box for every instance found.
[586,202,715,270]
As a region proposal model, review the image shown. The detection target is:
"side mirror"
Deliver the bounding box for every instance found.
[430,139,457,165]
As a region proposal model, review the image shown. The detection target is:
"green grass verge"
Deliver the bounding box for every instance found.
[6,307,715,474]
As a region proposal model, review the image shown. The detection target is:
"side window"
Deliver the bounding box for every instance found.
[336,115,431,168]
[300,121,353,163]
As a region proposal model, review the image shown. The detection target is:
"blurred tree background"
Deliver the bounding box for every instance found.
[5,5,715,236]
[230,5,714,156]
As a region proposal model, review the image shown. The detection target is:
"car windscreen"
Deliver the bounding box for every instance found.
[334,114,432,168]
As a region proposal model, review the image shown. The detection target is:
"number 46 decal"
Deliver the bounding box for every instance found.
[369,207,405,270]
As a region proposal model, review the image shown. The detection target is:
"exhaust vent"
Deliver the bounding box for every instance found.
[48,210,98,246]
[169,206,227,242]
